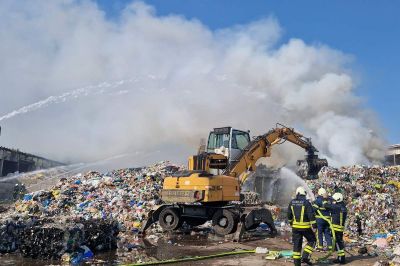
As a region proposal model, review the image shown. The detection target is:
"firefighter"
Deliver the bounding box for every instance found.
[288,186,317,266]
[313,188,332,250]
[19,183,27,198]
[13,184,20,200]
[324,192,347,264]
[355,213,363,236]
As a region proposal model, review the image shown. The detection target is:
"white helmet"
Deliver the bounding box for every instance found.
[296,186,307,196]
[332,192,343,202]
[318,188,327,196]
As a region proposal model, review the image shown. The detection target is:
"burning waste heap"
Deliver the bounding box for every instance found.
[1,161,400,264]
[0,161,182,263]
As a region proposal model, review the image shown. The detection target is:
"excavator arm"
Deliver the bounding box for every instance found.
[225,124,327,183]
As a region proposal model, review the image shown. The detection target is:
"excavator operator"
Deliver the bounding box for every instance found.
[288,186,317,266]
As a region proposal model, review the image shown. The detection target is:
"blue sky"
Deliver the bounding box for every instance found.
[96,0,399,143]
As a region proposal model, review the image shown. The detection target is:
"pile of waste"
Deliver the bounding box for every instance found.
[0,166,71,201]
[0,216,118,261]
[0,161,182,262]
[307,165,400,259]
[18,166,71,187]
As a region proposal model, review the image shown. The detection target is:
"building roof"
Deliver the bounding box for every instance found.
[387,144,400,156]
[389,144,400,149]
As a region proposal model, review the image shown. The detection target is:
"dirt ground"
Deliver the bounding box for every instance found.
[0,229,380,266]
[168,236,379,266]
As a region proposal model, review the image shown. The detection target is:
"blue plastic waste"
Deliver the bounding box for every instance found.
[23,194,33,201]
[259,223,270,230]
[82,245,94,259]
[42,199,51,207]
[70,246,93,264]
[70,253,83,264]
[372,233,387,239]
[79,201,89,209]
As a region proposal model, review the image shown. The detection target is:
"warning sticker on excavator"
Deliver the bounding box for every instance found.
[161,189,204,203]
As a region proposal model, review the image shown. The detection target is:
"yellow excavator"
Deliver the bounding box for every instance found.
[141,124,327,241]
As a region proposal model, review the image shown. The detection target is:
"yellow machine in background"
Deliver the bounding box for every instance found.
[141,124,327,240]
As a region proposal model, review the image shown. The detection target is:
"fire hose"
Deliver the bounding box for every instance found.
[313,209,337,262]
[126,211,339,266]
[124,249,256,266]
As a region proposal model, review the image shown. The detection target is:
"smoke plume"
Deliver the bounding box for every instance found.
[0,1,386,168]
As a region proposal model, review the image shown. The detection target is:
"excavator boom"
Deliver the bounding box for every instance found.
[225,123,326,183]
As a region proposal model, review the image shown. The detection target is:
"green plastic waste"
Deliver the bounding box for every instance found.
[280,250,293,259]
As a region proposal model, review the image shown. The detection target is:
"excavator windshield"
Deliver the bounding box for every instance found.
[207,127,250,153]
[207,132,230,152]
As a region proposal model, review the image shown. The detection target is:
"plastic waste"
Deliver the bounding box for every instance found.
[255,247,268,254]
[265,250,281,260]
[280,250,293,258]
[81,245,94,259]
[23,194,32,201]
[70,252,83,264]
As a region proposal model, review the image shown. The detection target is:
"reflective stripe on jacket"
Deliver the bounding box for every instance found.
[324,201,347,232]
[313,196,331,219]
[288,195,316,229]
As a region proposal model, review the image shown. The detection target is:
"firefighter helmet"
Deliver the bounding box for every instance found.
[318,188,327,196]
[332,192,343,202]
[296,186,307,196]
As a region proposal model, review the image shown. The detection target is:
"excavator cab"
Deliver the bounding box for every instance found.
[188,127,250,174]
[206,127,250,163]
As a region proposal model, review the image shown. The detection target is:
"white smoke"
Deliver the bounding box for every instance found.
[0,0,386,168]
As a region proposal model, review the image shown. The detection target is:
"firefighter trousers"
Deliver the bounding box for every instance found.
[334,231,346,263]
[316,219,332,249]
[292,228,316,266]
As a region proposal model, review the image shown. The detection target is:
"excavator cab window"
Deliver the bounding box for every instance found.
[231,130,250,150]
[207,127,250,161]
[207,132,230,152]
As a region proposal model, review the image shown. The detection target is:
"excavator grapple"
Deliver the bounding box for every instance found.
[297,153,328,179]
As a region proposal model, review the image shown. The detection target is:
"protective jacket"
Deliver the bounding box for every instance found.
[324,201,347,263]
[324,201,347,232]
[288,195,316,230]
[313,196,331,219]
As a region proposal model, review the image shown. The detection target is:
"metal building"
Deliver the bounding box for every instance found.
[0,127,64,177]
[386,144,400,166]
[0,147,64,177]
